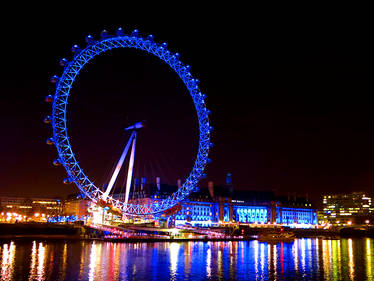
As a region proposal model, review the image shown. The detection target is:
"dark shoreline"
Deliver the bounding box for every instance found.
[1,223,373,243]
[0,235,256,243]
[0,234,372,244]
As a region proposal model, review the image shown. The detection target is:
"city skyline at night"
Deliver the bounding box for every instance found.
[1,17,374,208]
[2,8,374,281]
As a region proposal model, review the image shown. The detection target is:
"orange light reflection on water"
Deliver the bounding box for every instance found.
[348,238,354,280]
[37,242,46,280]
[1,242,16,280]
[88,243,97,281]
[29,241,37,280]
[367,239,373,280]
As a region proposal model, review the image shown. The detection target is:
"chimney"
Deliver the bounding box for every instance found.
[226,172,232,185]
[134,178,139,191]
[177,179,182,189]
[226,172,233,194]
[141,177,146,190]
[208,181,214,198]
[156,177,161,191]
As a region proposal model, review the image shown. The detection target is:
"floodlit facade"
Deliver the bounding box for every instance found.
[275,207,317,227]
[171,195,317,228]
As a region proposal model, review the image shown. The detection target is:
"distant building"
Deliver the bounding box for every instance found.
[0,196,62,222]
[62,194,91,217]
[322,192,374,225]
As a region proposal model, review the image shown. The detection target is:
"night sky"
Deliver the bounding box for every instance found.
[0,12,373,206]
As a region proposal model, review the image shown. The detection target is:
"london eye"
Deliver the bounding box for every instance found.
[44,28,212,216]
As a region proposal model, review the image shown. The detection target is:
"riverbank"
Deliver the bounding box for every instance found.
[1,223,374,243]
[0,235,255,243]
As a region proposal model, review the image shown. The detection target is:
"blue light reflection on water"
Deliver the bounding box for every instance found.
[0,238,373,280]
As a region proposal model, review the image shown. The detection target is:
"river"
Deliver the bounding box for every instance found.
[0,238,373,280]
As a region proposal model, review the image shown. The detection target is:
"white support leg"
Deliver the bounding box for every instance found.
[103,131,136,200]
[124,132,137,204]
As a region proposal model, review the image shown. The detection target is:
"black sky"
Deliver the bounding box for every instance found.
[0,11,373,206]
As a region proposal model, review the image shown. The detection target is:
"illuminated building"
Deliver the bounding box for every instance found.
[127,174,317,228]
[2,175,317,228]
[322,192,374,225]
[62,194,91,217]
[0,196,62,222]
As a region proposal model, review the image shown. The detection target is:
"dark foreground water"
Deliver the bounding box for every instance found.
[0,238,373,280]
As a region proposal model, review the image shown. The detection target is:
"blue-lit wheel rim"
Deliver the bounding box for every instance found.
[49,30,211,216]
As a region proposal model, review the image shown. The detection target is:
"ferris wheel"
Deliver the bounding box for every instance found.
[44,28,212,216]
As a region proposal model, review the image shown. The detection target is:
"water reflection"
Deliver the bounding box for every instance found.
[260,242,265,277]
[206,244,211,278]
[88,242,98,281]
[37,243,46,280]
[367,239,372,280]
[0,238,373,280]
[169,242,180,279]
[1,241,16,280]
[29,241,37,280]
[294,238,299,272]
[348,239,354,280]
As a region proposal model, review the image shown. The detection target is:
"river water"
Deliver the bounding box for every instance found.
[0,238,373,280]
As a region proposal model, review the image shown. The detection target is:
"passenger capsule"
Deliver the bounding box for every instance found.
[45,95,53,103]
[131,29,139,37]
[147,34,154,42]
[53,158,62,166]
[43,116,52,124]
[63,177,72,184]
[209,126,214,132]
[206,109,212,115]
[71,44,80,53]
[185,65,191,71]
[174,53,180,59]
[207,158,212,164]
[46,138,54,145]
[100,30,109,38]
[202,173,207,179]
[161,42,168,48]
[209,142,214,148]
[85,35,94,44]
[50,75,59,83]
[59,58,68,67]
[116,27,125,36]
